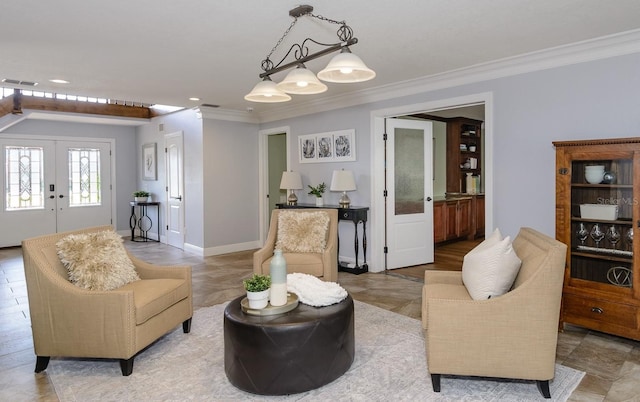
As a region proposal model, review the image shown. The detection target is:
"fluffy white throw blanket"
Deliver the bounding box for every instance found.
[287,273,348,307]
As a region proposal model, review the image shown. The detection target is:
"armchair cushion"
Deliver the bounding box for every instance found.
[56,230,140,291]
[276,211,330,253]
[462,229,522,300]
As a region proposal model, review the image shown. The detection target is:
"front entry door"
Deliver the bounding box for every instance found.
[385,118,434,269]
[0,138,112,247]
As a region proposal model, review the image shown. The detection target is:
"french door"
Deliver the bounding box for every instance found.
[385,118,434,269]
[1,138,112,247]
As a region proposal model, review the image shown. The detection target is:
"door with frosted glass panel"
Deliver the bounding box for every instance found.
[385,119,434,269]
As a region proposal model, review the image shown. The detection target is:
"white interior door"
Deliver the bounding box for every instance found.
[165,132,185,249]
[386,118,434,269]
[0,138,112,247]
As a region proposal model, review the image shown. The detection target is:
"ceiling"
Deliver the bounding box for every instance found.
[3,0,640,120]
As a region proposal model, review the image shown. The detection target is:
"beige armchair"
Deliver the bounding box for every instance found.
[254,209,338,282]
[421,227,567,398]
[22,226,193,376]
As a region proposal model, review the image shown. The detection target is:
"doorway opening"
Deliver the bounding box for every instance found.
[370,92,493,272]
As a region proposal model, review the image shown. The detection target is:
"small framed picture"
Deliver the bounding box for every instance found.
[333,129,356,162]
[142,143,157,181]
[299,134,317,163]
[298,129,356,163]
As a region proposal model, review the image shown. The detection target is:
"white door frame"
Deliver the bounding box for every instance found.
[370,92,494,272]
[258,126,290,245]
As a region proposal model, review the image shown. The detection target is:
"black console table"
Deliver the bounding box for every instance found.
[276,203,368,274]
[129,201,160,242]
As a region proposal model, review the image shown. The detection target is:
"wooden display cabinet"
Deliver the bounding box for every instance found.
[446,118,483,194]
[554,138,640,341]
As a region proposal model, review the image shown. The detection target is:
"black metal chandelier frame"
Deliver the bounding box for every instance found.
[257,5,359,79]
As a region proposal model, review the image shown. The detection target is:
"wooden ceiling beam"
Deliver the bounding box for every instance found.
[0,93,160,119]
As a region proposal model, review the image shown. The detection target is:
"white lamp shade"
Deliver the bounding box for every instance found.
[330,170,356,191]
[280,171,303,189]
[244,78,292,103]
[276,65,328,94]
[317,50,376,83]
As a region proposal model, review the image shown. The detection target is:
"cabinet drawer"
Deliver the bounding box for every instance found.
[563,294,637,329]
[338,209,366,222]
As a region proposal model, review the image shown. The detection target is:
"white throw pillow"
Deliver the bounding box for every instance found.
[462,230,522,300]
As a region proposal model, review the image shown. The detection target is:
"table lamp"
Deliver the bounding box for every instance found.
[330,169,356,208]
[280,171,303,205]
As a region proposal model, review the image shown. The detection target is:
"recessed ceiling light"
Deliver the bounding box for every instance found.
[189,97,200,101]
[49,79,70,84]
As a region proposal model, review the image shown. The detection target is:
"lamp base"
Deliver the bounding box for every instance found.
[287,190,298,206]
[338,191,351,208]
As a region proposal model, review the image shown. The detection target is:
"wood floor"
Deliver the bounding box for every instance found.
[1,238,640,401]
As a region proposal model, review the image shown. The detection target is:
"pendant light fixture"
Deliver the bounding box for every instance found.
[245,5,375,103]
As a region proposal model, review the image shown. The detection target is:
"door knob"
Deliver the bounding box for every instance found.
[49,195,55,199]
[59,194,64,198]
[425,197,432,202]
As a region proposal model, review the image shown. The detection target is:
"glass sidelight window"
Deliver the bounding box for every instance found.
[4,146,45,210]
[68,148,101,207]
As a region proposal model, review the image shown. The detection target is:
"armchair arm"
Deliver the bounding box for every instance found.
[424,270,463,285]
[26,267,137,358]
[128,253,191,280]
[253,211,279,275]
[426,286,561,380]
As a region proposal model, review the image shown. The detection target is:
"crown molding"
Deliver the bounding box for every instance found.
[196,105,260,123]
[255,29,640,123]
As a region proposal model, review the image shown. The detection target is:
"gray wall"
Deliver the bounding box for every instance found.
[202,118,259,250]
[260,51,640,243]
[3,120,137,231]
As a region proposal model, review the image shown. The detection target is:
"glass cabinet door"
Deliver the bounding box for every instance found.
[569,156,634,290]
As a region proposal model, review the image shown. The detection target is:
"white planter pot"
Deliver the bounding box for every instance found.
[134,197,148,203]
[246,289,270,309]
[315,197,324,206]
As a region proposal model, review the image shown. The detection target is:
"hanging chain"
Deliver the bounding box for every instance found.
[263,17,299,70]
[261,11,354,73]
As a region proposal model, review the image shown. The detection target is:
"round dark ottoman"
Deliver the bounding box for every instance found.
[224,294,355,395]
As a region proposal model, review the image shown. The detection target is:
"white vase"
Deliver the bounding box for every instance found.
[269,250,288,307]
[315,197,324,206]
[246,289,270,309]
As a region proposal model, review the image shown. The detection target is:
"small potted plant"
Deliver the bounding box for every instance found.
[133,190,150,202]
[308,182,326,206]
[243,274,271,309]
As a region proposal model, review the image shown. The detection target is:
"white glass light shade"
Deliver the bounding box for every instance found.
[317,49,376,83]
[330,169,356,191]
[276,65,328,94]
[280,171,303,190]
[244,78,291,103]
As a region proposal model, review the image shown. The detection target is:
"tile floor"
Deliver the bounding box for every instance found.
[1,240,639,401]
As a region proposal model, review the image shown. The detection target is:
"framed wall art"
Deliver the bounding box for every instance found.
[298,129,356,163]
[142,143,157,180]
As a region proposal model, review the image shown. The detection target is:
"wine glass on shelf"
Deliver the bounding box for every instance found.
[625,227,634,250]
[590,223,605,248]
[576,223,589,246]
[606,225,621,249]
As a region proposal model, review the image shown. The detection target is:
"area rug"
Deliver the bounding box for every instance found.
[48,301,584,401]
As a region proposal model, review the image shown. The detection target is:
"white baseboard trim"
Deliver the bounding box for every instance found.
[184,240,261,257]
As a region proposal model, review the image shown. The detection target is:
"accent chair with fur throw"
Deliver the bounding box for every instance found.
[22,225,193,376]
[254,209,338,282]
